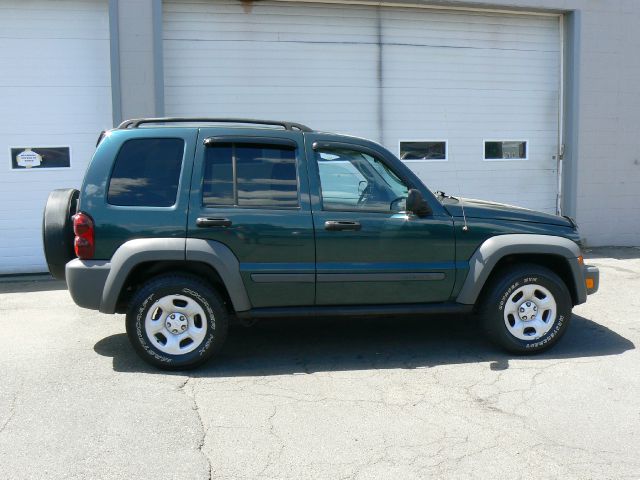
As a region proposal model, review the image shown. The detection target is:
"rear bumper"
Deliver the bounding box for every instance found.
[65,259,111,311]
[584,264,599,296]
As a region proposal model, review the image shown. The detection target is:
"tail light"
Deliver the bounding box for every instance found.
[73,212,95,259]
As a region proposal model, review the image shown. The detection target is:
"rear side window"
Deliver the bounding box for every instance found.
[107,138,184,207]
[203,143,298,208]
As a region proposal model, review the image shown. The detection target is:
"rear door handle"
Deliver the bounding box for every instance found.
[324,220,361,231]
[196,217,232,228]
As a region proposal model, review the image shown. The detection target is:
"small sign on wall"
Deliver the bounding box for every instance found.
[10,147,71,170]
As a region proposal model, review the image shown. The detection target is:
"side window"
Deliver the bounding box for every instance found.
[317,153,366,208]
[107,138,184,207]
[203,143,299,208]
[316,148,409,213]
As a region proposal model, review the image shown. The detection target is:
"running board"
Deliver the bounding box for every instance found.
[235,303,473,320]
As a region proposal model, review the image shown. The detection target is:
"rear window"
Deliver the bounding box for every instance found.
[107,138,184,207]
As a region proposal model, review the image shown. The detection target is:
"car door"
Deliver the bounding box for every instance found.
[305,134,456,305]
[187,128,315,308]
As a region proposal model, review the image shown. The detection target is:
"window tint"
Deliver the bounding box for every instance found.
[108,138,184,207]
[203,144,234,205]
[203,143,298,208]
[316,148,409,213]
[317,154,366,208]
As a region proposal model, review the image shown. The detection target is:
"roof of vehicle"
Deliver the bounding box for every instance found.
[97,118,379,149]
[117,117,313,132]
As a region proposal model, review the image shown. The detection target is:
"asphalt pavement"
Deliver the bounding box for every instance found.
[1,247,639,479]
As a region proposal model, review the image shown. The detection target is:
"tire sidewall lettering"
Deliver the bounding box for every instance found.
[135,288,218,362]
[135,292,172,363]
[498,276,540,312]
[182,287,217,357]
[525,314,564,349]
[496,275,567,349]
[126,275,229,369]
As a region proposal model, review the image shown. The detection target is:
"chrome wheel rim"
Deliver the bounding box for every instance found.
[503,284,557,341]
[144,294,208,355]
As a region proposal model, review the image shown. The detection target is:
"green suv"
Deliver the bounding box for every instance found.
[42,118,599,369]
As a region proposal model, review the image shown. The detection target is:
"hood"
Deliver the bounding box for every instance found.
[440,196,573,228]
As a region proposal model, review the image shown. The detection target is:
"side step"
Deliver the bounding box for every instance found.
[236,302,473,320]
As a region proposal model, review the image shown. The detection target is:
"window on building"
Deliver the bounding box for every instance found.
[107,138,184,207]
[316,148,409,213]
[399,141,447,161]
[203,143,298,208]
[484,140,527,160]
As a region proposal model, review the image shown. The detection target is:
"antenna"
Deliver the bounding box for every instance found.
[451,150,470,232]
[460,197,469,232]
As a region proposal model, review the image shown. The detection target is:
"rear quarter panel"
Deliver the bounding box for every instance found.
[79,128,198,259]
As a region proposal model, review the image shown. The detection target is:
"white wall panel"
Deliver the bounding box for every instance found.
[0,0,112,273]
[164,0,560,213]
[381,9,560,212]
[163,0,380,141]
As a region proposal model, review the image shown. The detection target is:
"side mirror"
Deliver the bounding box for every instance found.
[406,189,431,216]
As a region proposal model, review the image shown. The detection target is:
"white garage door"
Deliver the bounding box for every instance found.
[164,0,560,213]
[0,0,112,274]
[164,1,381,141]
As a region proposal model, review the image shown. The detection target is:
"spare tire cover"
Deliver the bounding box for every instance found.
[42,188,79,280]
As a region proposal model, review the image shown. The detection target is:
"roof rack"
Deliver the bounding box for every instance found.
[117,117,313,132]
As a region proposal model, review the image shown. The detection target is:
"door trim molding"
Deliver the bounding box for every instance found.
[317,272,445,282]
[251,273,315,283]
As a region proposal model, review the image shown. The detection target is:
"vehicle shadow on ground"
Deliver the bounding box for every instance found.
[94,314,634,376]
[0,276,66,294]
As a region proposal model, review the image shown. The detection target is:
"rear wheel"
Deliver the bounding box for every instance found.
[480,264,572,354]
[126,275,229,370]
[42,188,79,280]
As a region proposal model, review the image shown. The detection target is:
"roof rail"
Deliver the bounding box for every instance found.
[117,117,313,132]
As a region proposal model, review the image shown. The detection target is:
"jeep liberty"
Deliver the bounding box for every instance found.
[42,118,599,369]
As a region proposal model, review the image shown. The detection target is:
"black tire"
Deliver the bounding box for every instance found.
[480,264,572,354]
[125,274,229,370]
[42,188,79,280]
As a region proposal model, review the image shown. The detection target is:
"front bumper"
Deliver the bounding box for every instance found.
[584,264,599,295]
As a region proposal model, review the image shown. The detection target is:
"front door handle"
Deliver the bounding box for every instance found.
[324,220,361,231]
[196,217,232,228]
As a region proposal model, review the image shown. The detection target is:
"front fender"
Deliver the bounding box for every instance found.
[456,234,585,305]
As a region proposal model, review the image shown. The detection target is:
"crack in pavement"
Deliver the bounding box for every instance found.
[0,392,17,435]
[179,377,212,480]
[257,404,287,479]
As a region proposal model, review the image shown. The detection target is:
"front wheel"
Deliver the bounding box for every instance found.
[126,275,229,369]
[480,264,572,354]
